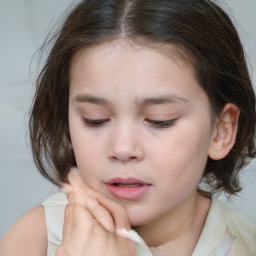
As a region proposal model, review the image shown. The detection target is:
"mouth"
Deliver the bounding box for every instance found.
[105,177,151,200]
[111,183,145,188]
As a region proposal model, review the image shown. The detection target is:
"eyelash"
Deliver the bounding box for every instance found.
[82,119,108,127]
[145,118,178,128]
[82,118,178,129]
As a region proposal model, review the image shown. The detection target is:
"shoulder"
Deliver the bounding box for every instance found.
[213,197,256,234]
[193,197,256,256]
[0,205,47,256]
[212,198,256,253]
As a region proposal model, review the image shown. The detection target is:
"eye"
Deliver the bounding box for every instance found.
[82,118,109,127]
[146,118,179,128]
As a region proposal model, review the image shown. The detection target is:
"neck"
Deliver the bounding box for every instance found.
[134,192,211,256]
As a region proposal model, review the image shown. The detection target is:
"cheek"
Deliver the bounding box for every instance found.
[69,117,103,173]
[73,138,102,169]
[150,126,210,188]
[72,137,104,189]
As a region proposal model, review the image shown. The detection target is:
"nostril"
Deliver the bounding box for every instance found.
[109,154,138,162]
[108,135,144,162]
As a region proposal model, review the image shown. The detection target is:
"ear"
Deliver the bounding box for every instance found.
[208,103,240,160]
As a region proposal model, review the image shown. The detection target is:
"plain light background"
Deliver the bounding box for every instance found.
[0,0,256,237]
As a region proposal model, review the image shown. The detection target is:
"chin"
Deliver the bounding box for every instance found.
[130,219,149,227]
[126,207,153,227]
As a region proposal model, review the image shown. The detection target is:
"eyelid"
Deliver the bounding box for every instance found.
[82,118,109,127]
[145,117,179,128]
[82,117,179,129]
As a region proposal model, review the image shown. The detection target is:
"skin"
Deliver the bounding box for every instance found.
[56,171,137,256]
[67,40,216,255]
[0,39,239,256]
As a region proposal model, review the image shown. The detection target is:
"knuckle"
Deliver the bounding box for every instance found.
[87,196,98,210]
[73,204,87,218]
[91,221,104,236]
[64,202,84,217]
[64,202,75,213]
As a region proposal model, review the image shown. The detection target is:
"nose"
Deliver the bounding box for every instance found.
[108,122,144,163]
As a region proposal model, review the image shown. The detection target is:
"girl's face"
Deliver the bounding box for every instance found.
[69,41,215,226]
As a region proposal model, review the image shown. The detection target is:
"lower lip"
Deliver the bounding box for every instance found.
[106,184,150,200]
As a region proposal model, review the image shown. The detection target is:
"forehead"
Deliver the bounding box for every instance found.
[69,39,207,107]
[70,39,193,74]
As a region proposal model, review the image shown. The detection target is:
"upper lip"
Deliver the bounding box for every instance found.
[106,177,151,185]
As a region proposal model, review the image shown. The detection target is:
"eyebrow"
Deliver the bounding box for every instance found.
[73,94,190,106]
[73,94,110,105]
[138,95,189,106]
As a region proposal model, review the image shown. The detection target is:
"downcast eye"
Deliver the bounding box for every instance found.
[82,118,179,129]
[82,118,109,127]
[146,118,179,128]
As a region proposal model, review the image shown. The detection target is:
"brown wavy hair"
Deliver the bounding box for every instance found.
[29,0,256,194]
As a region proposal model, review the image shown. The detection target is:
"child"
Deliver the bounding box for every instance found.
[1,0,256,255]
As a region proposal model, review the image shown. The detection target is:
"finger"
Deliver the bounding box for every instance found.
[61,203,95,253]
[64,183,85,205]
[69,169,97,195]
[67,169,131,231]
[97,195,131,231]
[65,170,116,233]
[72,171,130,230]
[64,170,93,205]
[85,195,115,233]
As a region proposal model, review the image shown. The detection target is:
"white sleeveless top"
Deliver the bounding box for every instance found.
[42,192,256,256]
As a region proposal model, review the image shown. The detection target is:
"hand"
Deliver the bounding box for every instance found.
[55,169,137,256]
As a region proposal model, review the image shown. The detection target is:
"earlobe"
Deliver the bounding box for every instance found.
[208,103,240,160]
